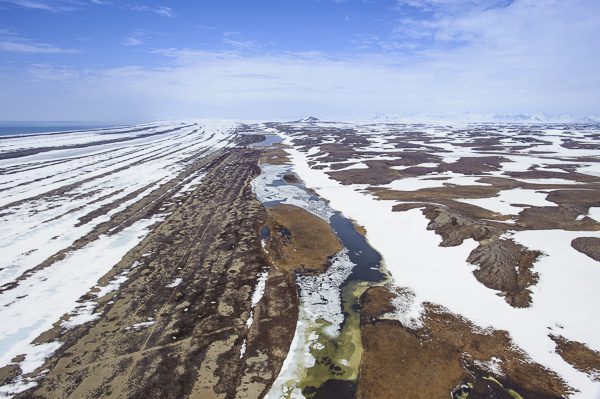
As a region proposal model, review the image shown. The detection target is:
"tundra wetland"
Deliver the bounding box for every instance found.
[0,121,599,399]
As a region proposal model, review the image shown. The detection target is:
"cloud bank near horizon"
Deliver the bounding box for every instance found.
[0,0,598,122]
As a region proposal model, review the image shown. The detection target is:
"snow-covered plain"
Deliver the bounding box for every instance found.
[277,121,600,398]
[0,120,237,396]
[458,188,556,215]
[2,119,599,397]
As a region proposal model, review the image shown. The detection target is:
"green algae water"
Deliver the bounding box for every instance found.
[257,163,385,398]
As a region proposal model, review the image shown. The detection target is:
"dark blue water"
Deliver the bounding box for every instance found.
[254,134,283,147]
[260,226,271,240]
[330,213,384,283]
[261,169,384,284]
[0,124,111,136]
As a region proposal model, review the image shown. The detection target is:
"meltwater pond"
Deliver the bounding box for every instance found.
[252,134,284,147]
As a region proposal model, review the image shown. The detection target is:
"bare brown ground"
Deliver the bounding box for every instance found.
[270,122,600,397]
[328,164,402,185]
[571,237,600,261]
[357,287,571,399]
[416,205,539,307]
[282,173,300,184]
[265,204,342,273]
[551,335,600,382]
[259,145,291,165]
[9,147,297,399]
[236,268,298,398]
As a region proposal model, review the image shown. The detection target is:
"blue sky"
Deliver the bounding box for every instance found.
[0,0,599,121]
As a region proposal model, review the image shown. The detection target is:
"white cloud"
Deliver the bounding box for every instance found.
[0,0,597,121]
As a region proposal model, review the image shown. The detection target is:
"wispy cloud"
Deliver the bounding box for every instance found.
[123,37,143,46]
[0,40,77,53]
[29,63,80,80]
[0,28,17,35]
[0,0,78,12]
[0,27,78,54]
[222,32,258,50]
[129,5,174,17]
[122,29,148,46]
[1,0,173,16]
[351,33,417,52]
[197,24,215,31]
[223,38,258,50]
[396,0,509,13]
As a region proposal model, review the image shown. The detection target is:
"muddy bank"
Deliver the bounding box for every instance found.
[265,204,342,273]
[253,145,385,399]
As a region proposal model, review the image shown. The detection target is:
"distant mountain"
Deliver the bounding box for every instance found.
[295,116,320,123]
[371,112,600,124]
[490,113,600,123]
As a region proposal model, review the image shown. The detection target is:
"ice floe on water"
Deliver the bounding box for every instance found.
[254,158,358,398]
[296,250,355,337]
[251,163,333,221]
[265,249,357,399]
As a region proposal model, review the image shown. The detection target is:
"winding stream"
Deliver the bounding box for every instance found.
[251,138,385,399]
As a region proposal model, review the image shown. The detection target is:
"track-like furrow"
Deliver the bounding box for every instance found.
[0,124,195,160]
[12,148,269,399]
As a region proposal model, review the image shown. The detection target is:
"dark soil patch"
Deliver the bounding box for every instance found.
[571,237,600,261]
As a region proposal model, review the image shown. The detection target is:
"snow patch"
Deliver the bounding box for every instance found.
[166,277,182,288]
